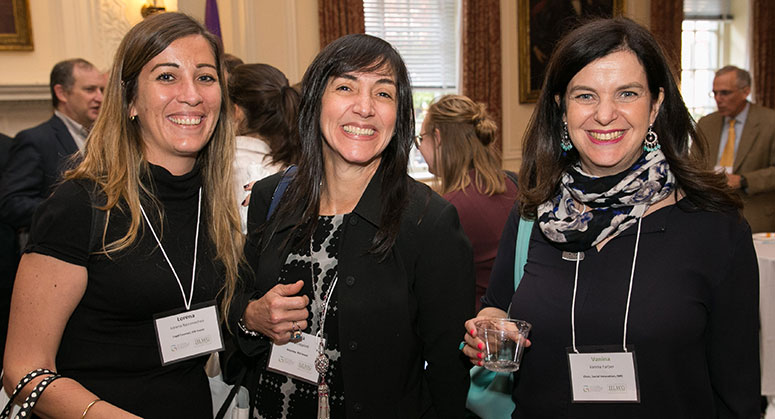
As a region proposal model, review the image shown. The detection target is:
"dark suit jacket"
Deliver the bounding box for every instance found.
[696,103,775,232]
[235,165,474,418]
[0,115,79,229]
[0,132,17,371]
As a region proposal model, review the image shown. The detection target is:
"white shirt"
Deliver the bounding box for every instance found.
[233,135,284,234]
[54,110,88,151]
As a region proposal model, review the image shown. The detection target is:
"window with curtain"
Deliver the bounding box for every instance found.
[364,0,460,178]
[680,0,748,120]
[681,19,725,120]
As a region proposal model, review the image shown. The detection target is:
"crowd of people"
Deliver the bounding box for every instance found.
[0,9,769,419]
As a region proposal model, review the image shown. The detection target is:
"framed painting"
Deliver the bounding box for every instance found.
[0,0,32,51]
[518,0,624,103]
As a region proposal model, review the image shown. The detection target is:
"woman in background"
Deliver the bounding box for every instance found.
[462,17,759,417]
[4,12,241,418]
[417,94,517,310]
[228,63,301,232]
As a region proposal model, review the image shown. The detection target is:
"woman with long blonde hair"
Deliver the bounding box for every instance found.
[417,94,517,309]
[4,12,242,418]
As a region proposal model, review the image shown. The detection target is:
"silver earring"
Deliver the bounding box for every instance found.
[643,125,660,152]
[560,122,573,151]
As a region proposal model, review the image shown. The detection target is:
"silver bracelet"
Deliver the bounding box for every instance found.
[237,317,260,337]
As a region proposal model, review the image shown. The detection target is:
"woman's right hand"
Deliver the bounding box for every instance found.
[462,310,532,366]
[242,280,310,344]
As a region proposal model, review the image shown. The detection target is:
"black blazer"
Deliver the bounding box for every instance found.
[235,166,474,418]
[0,115,79,229]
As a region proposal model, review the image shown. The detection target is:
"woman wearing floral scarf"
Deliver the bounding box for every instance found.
[461,18,760,418]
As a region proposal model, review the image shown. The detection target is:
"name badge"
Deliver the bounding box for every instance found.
[153,302,225,366]
[567,346,640,403]
[267,333,323,385]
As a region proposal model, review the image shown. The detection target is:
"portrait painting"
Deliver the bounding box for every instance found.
[518,0,624,103]
[0,0,33,51]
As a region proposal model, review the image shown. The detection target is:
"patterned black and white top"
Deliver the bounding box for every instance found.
[254,215,345,418]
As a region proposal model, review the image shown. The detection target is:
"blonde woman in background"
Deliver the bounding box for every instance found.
[416,94,518,310]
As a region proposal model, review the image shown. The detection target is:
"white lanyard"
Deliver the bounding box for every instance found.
[140,187,202,311]
[570,217,642,353]
[316,273,339,341]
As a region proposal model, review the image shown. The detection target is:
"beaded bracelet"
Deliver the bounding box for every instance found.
[237,317,261,337]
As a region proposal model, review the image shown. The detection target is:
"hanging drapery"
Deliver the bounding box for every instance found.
[461,0,502,149]
[649,0,684,82]
[204,0,222,43]
[318,0,365,49]
[752,0,775,108]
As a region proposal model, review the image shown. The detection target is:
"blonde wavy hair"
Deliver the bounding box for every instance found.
[64,12,243,321]
[424,94,507,196]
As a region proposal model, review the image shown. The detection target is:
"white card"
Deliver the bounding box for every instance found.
[267,332,323,385]
[154,303,225,365]
[567,350,640,402]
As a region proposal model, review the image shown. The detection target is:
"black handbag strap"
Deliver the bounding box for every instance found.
[1,368,60,419]
[214,367,248,419]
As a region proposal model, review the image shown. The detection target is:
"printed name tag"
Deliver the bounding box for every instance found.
[567,347,640,403]
[154,302,225,365]
[267,333,323,385]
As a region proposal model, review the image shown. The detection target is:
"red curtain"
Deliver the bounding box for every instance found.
[318,0,365,49]
[752,0,775,108]
[461,0,503,148]
[650,0,684,81]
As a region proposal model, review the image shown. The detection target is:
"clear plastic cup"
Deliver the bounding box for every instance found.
[476,318,532,372]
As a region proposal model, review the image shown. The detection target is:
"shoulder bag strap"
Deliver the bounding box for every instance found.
[513,217,534,291]
[503,170,518,188]
[266,165,297,221]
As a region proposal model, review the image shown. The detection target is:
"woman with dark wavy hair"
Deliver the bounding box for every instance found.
[461,17,759,417]
[4,12,241,418]
[232,34,473,418]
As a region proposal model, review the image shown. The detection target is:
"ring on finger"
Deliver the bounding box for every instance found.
[290,321,302,342]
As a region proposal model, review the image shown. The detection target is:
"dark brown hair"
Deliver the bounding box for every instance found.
[228,63,301,165]
[518,17,740,218]
[267,33,414,257]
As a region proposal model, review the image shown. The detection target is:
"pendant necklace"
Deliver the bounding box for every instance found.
[310,239,339,419]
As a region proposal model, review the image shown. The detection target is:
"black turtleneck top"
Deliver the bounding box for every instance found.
[27,164,221,418]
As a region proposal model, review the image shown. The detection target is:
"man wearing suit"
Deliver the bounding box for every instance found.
[696,66,775,233]
[0,58,105,231]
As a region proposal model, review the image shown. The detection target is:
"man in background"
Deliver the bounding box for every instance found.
[0,58,105,231]
[696,65,775,233]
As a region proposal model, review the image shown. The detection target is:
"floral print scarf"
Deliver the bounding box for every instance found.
[537,150,675,252]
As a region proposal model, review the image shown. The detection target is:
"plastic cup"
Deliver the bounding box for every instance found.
[476,318,531,372]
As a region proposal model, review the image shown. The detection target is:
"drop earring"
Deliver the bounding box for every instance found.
[560,121,573,151]
[643,125,660,152]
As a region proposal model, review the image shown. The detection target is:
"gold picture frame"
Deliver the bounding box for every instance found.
[0,0,33,51]
[518,0,624,103]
